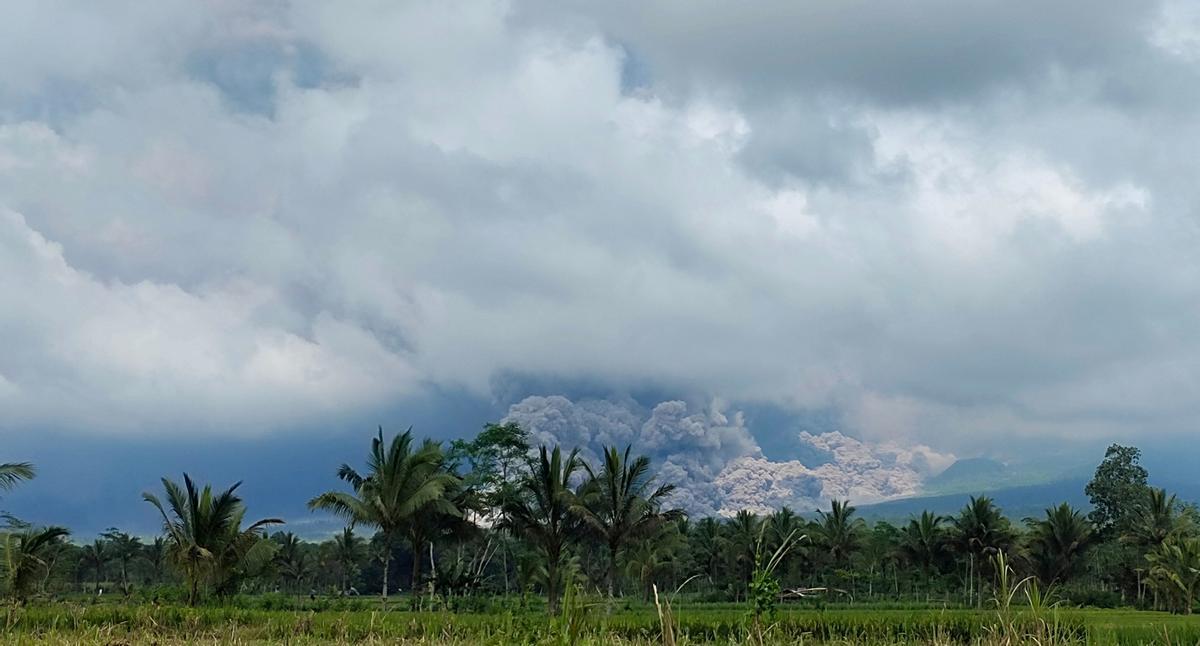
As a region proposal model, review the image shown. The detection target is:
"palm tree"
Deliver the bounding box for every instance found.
[573,445,684,599]
[1125,488,1181,549]
[1146,536,1200,614]
[623,527,682,602]
[768,507,800,551]
[143,473,282,605]
[101,529,143,595]
[331,527,363,594]
[690,517,725,588]
[501,445,583,613]
[952,496,1015,558]
[79,540,107,594]
[899,511,945,591]
[727,510,762,596]
[767,507,802,586]
[0,462,35,527]
[144,537,167,585]
[2,526,69,602]
[0,463,34,492]
[815,499,865,567]
[1025,503,1092,585]
[951,496,1015,605]
[273,531,310,592]
[308,427,460,601]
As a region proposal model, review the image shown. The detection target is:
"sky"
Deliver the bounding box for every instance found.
[3,1,1200,535]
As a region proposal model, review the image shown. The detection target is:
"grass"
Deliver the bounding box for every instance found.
[2,602,1199,644]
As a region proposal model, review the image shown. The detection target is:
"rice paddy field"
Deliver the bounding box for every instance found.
[3,603,1199,645]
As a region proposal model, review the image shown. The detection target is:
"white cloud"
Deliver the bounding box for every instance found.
[0,209,417,434]
[0,0,1198,461]
[1151,0,1200,62]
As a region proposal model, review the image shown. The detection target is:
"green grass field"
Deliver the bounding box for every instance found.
[3,602,1199,645]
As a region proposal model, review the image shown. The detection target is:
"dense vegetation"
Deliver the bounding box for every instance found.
[2,429,1199,643]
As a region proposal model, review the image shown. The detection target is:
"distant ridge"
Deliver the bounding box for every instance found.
[856,478,1091,522]
[923,457,1008,493]
[855,475,1200,524]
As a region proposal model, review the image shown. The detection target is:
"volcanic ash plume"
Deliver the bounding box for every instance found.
[502,396,954,517]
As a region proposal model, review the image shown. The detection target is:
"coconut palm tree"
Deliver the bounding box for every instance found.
[573,445,684,599]
[1125,488,1182,549]
[0,462,35,527]
[768,507,800,551]
[2,525,69,602]
[815,499,865,567]
[727,510,762,596]
[953,496,1016,557]
[273,531,310,592]
[767,507,802,585]
[899,511,945,591]
[623,526,682,602]
[1025,503,1093,585]
[690,516,725,588]
[502,445,583,613]
[79,539,107,594]
[1146,535,1200,614]
[101,529,143,595]
[331,527,363,594]
[0,463,34,492]
[143,473,282,605]
[308,427,460,601]
[144,537,167,585]
[951,496,1015,605]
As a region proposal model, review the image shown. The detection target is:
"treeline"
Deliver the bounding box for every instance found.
[2,430,1198,614]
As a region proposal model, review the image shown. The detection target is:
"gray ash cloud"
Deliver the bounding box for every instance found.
[503,395,954,517]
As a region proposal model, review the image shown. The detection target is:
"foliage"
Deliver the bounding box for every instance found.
[747,523,804,644]
[18,603,1200,644]
[1123,487,1184,549]
[100,528,143,595]
[1146,535,1200,614]
[814,499,864,568]
[143,473,282,605]
[1025,503,1093,585]
[1085,444,1149,537]
[573,444,683,599]
[308,427,461,601]
[329,527,363,593]
[503,445,584,613]
[0,461,36,528]
[79,539,107,593]
[12,429,1200,634]
[899,511,945,583]
[2,525,69,601]
[0,462,35,493]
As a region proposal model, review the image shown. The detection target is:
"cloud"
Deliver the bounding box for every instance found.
[0,208,416,434]
[514,0,1161,105]
[0,0,1198,464]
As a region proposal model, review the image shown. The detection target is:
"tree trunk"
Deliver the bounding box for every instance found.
[188,565,199,607]
[381,549,391,603]
[607,540,618,600]
[411,538,423,594]
[546,550,560,615]
[502,542,510,594]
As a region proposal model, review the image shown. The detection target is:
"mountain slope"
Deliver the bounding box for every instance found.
[856,475,1200,523]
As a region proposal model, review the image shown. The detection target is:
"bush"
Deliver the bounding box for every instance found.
[1058,585,1123,609]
